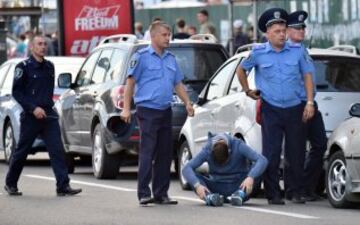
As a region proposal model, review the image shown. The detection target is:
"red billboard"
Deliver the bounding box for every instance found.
[58,0,134,56]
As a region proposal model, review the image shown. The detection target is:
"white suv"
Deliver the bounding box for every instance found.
[178,47,360,189]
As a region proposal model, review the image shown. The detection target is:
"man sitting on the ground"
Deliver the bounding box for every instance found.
[182,133,268,206]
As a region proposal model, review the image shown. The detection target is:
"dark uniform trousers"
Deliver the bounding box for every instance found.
[261,99,306,200]
[284,102,327,196]
[136,106,172,200]
[6,111,69,189]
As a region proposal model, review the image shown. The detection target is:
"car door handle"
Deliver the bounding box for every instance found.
[235,103,241,108]
[92,91,98,98]
[322,96,333,101]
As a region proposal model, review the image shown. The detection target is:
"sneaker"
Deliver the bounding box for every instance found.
[230,190,246,206]
[205,193,224,207]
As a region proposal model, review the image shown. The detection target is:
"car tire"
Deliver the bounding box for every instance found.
[3,122,16,164]
[92,124,121,179]
[64,153,75,174]
[326,151,353,208]
[178,140,192,190]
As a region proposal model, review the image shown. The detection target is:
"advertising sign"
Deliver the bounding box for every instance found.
[58,0,134,56]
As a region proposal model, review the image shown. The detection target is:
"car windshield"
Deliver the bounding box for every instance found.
[313,56,360,92]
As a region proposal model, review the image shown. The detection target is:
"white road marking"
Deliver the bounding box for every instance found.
[25,174,319,219]
[25,174,136,192]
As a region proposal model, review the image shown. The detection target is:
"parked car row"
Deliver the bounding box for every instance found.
[0,57,85,163]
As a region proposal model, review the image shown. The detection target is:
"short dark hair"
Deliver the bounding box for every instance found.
[212,141,229,165]
[152,17,162,22]
[199,9,209,17]
[176,18,186,28]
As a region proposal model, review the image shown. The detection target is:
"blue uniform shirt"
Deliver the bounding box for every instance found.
[287,40,317,101]
[12,55,55,114]
[240,41,312,108]
[127,45,184,110]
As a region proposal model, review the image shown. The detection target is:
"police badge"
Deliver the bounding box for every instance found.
[15,67,23,80]
[274,11,281,19]
[299,14,304,22]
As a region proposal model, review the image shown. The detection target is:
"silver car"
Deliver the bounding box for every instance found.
[0,57,85,162]
[178,48,360,189]
[325,103,360,208]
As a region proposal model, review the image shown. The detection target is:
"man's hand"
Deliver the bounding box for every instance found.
[246,89,260,100]
[33,107,46,119]
[240,177,254,194]
[186,102,194,117]
[120,109,131,124]
[195,184,210,200]
[302,103,315,122]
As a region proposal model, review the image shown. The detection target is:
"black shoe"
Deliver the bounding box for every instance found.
[139,197,155,205]
[292,194,306,204]
[154,196,178,205]
[4,185,22,196]
[285,193,293,201]
[304,192,321,202]
[57,185,82,196]
[268,198,285,205]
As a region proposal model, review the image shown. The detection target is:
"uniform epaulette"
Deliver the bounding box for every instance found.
[289,42,301,48]
[252,43,266,51]
[137,48,148,54]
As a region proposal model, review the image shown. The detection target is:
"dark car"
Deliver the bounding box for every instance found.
[56,34,229,179]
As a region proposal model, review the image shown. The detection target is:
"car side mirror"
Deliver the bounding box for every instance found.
[349,103,360,117]
[58,73,72,89]
[197,96,206,106]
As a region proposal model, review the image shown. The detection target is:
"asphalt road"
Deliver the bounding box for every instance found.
[0,153,359,225]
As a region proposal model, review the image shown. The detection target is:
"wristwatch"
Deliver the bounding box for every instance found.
[306,101,314,106]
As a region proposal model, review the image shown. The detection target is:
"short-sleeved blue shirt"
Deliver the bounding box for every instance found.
[127,45,184,110]
[287,40,317,101]
[240,41,312,108]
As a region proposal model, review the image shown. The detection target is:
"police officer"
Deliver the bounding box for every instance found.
[4,35,82,196]
[284,10,327,201]
[236,8,315,204]
[120,22,194,205]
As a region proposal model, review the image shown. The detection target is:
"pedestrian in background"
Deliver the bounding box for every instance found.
[4,35,82,196]
[236,8,315,205]
[15,33,27,58]
[284,10,327,202]
[182,132,267,206]
[187,26,197,36]
[173,18,190,40]
[197,9,217,37]
[135,22,144,39]
[226,19,250,54]
[120,21,194,205]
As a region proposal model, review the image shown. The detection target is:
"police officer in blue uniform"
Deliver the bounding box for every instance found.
[4,35,82,196]
[121,22,194,205]
[285,10,327,201]
[236,8,315,204]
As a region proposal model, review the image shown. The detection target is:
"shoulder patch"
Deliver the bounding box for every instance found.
[253,43,266,51]
[130,59,138,68]
[289,42,301,48]
[15,67,23,80]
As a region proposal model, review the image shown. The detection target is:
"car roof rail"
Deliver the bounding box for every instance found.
[189,34,217,43]
[235,43,261,54]
[327,45,359,55]
[99,34,138,45]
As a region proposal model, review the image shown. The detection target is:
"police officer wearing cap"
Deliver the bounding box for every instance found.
[284,10,327,201]
[121,22,194,205]
[4,35,82,196]
[236,8,315,205]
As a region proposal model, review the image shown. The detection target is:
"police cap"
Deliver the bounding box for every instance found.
[258,8,289,33]
[287,10,308,28]
[106,116,136,141]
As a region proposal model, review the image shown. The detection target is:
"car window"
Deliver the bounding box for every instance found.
[91,49,113,84]
[0,64,10,88]
[228,59,243,95]
[206,59,238,101]
[1,64,15,94]
[76,51,101,86]
[169,47,227,93]
[313,56,360,92]
[106,49,127,82]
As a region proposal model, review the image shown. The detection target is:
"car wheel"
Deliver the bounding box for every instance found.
[92,124,121,179]
[326,151,352,208]
[64,153,75,174]
[3,122,16,164]
[178,140,192,190]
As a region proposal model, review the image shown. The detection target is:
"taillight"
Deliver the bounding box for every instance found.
[53,94,60,102]
[111,85,126,109]
[256,99,261,125]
